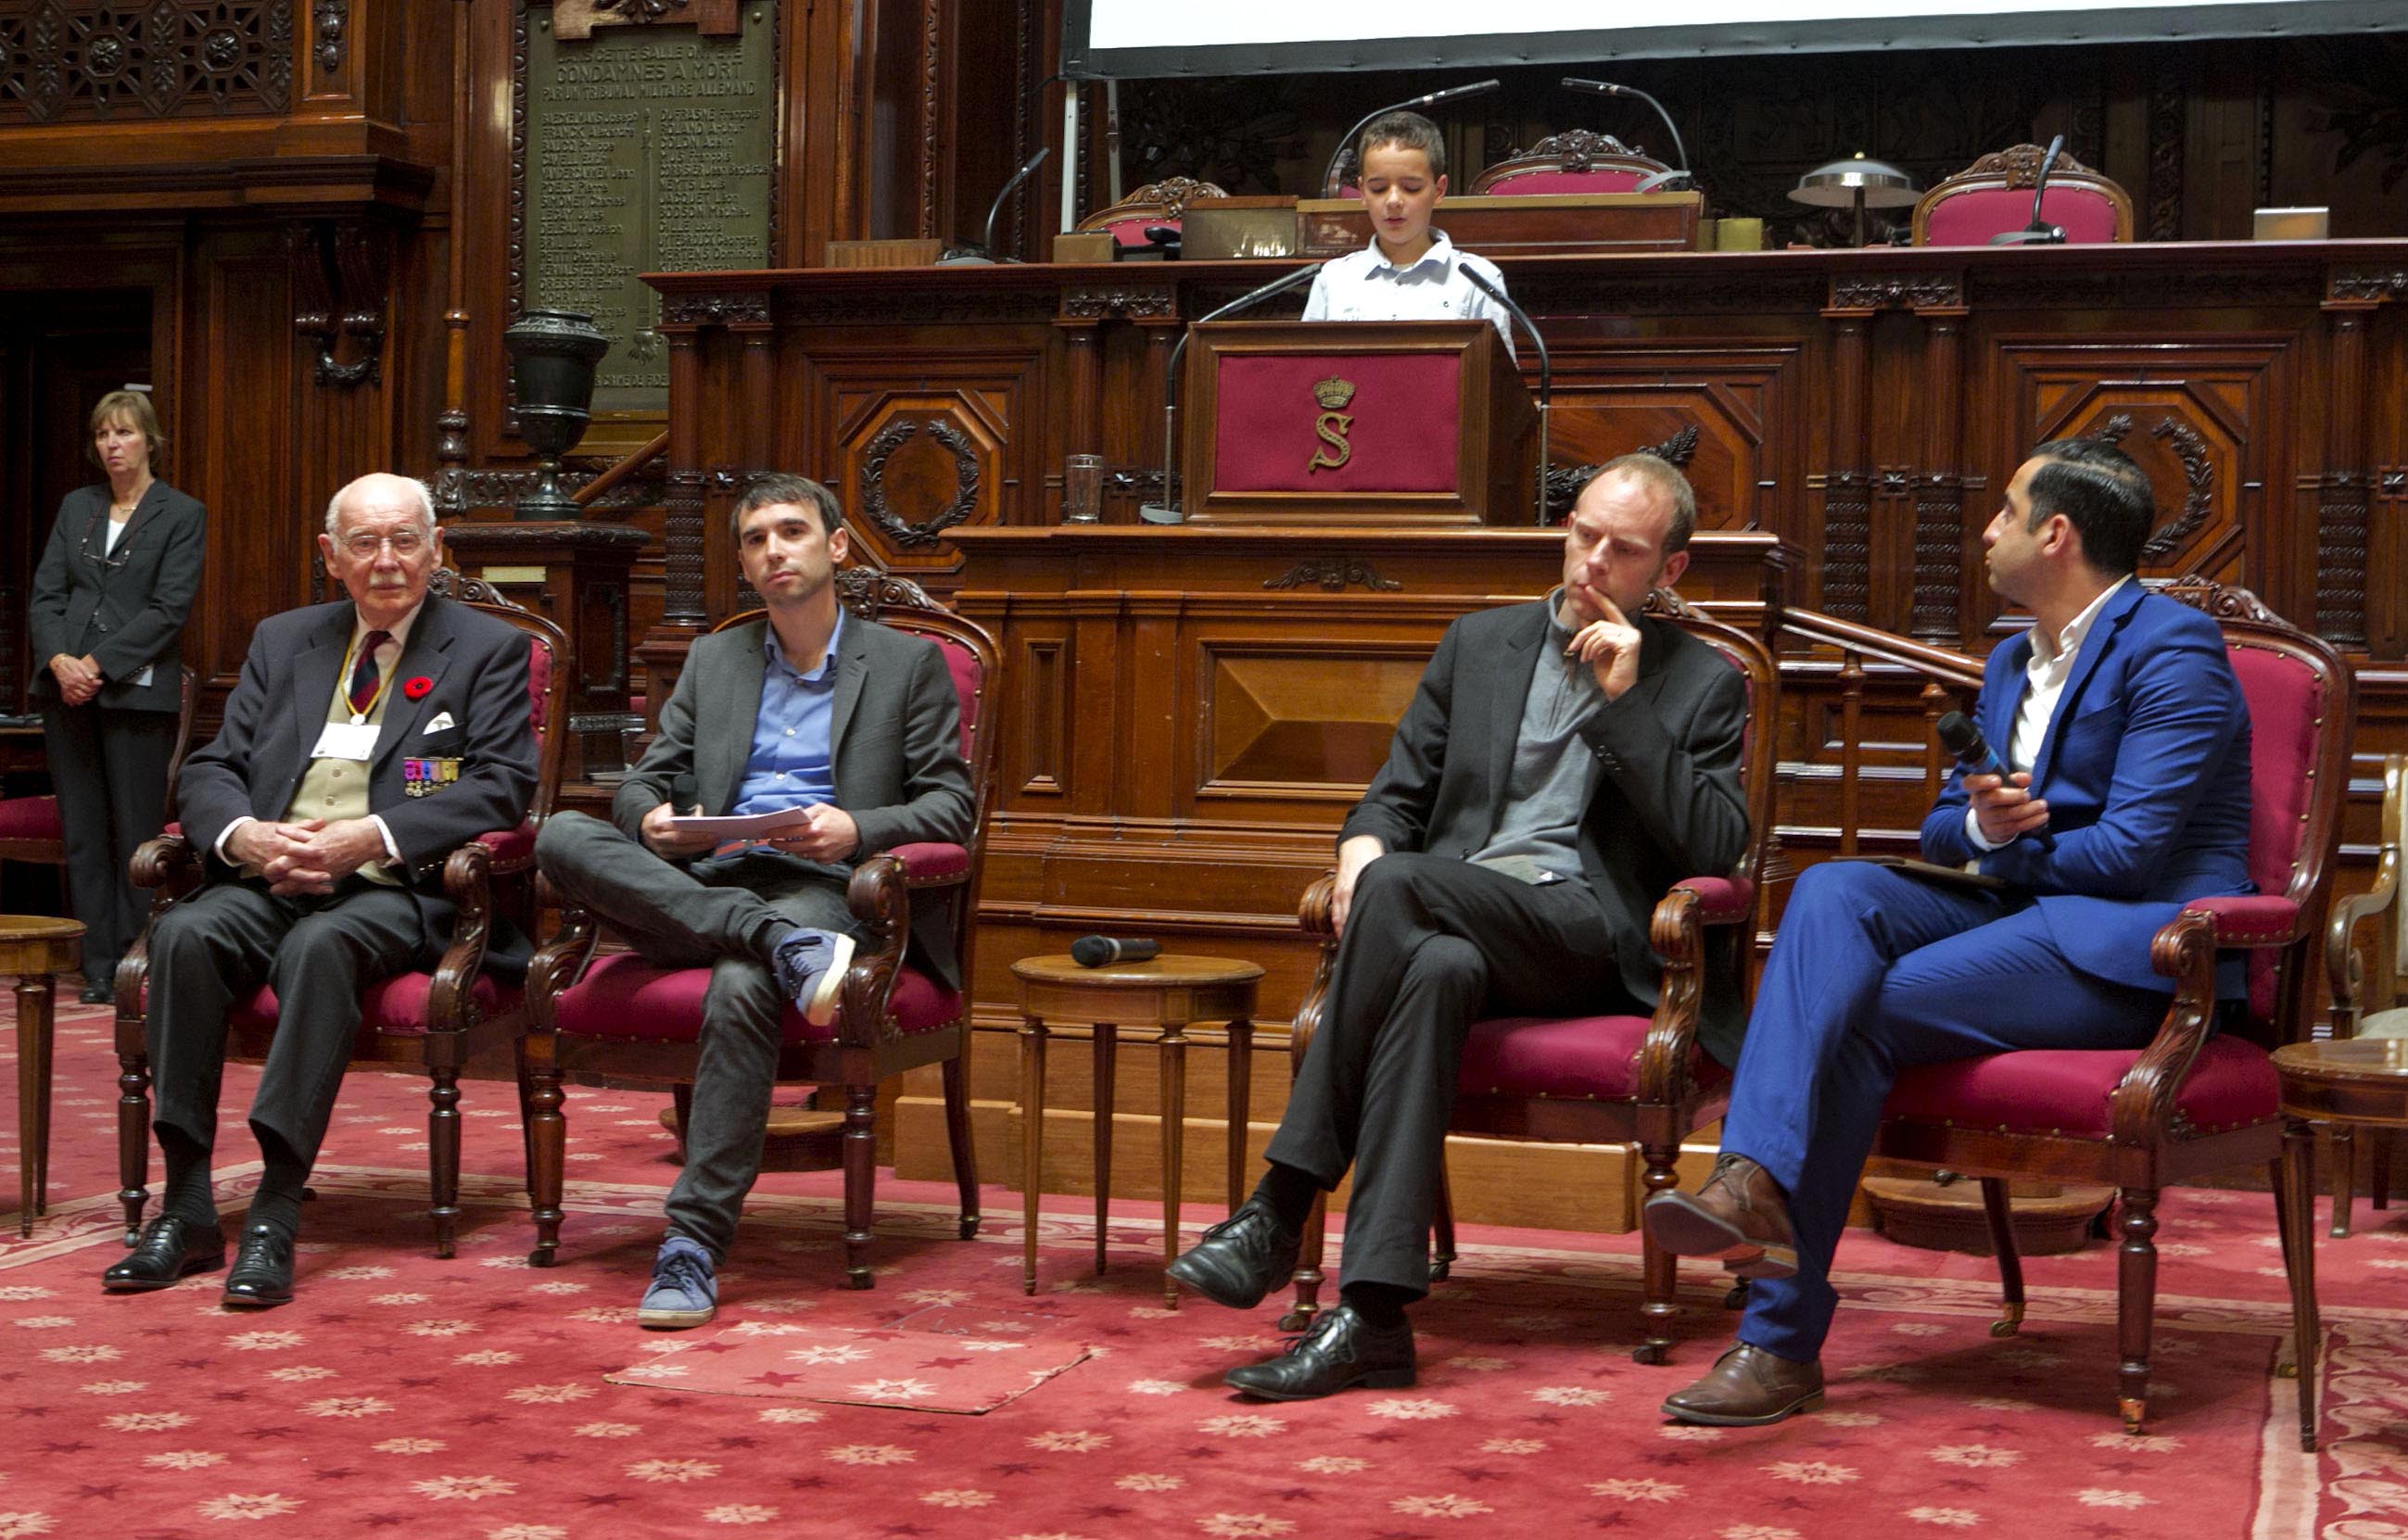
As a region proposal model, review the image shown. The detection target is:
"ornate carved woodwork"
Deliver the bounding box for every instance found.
[289,218,390,388]
[0,0,294,124]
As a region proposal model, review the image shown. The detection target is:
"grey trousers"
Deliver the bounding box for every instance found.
[534,811,862,1259]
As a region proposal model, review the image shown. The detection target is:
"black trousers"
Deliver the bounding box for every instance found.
[146,877,425,1173]
[42,703,176,985]
[535,811,865,1261]
[1262,852,1631,1295]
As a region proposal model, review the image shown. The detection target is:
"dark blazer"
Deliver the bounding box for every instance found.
[177,593,540,966]
[27,481,207,713]
[615,613,977,988]
[1343,599,1753,1060]
[1920,580,2254,999]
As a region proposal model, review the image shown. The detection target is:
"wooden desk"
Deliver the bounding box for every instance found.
[1011,953,1263,1306]
[2,915,82,1236]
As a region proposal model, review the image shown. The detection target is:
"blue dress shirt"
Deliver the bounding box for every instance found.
[732,608,842,818]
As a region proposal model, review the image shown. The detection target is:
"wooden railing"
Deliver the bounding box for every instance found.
[572,431,670,510]
[1775,608,1987,857]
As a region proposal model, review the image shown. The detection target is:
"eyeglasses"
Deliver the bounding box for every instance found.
[337,531,428,559]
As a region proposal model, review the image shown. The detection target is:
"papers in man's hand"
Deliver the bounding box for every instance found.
[663,806,817,839]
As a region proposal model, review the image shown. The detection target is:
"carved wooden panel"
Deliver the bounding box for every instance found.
[1540,344,1806,535]
[0,0,294,124]
[1198,641,1427,801]
[196,244,298,695]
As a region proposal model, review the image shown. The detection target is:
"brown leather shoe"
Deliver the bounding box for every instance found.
[1641,1152,1798,1279]
[1662,1343,1824,1426]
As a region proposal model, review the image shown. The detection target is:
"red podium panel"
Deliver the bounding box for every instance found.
[1181,320,1537,526]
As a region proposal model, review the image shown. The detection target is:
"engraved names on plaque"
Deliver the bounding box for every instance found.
[525,4,775,412]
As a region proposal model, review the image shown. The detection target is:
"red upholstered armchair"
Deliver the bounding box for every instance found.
[1467,130,1674,196]
[1283,591,1779,1364]
[1912,143,2133,246]
[114,574,568,1256]
[0,664,198,892]
[1871,577,2352,1434]
[1077,175,1230,251]
[520,568,996,1287]
[2322,752,2407,1235]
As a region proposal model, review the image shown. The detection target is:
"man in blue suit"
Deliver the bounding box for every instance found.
[1643,438,2252,1425]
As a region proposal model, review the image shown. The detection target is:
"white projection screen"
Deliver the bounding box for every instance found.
[1061,1,2408,80]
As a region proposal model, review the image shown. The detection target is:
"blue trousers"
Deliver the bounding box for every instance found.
[1723,862,2167,1362]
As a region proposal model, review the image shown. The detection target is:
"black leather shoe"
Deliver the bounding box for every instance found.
[1165,1199,1301,1310]
[1223,1305,1415,1401]
[78,980,113,1005]
[1641,1152,1800,1279]
[220,1224,296,1308]
[102,1216,225,1292]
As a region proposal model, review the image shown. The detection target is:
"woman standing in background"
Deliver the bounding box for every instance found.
[29,390,207,1003]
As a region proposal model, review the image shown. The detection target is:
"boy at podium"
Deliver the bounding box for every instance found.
[1303,110,1515,360]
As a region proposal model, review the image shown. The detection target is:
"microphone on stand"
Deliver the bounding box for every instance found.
[1561,79,1693,193]
[1458,266,1552,526]
[1989,134,2067,246]
[1139,260,1328,524]
[1071,935,1162,967]
[1319,79,1502,197]
[936,145,1053,265]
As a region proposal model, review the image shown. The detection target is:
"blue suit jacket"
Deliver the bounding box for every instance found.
[1920,581,2253,999]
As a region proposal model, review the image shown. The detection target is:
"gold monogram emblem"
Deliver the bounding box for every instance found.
[1308,375,1357,472]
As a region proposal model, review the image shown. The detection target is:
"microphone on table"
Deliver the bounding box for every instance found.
[1140,259,1328,524]
[937,145,1053,265]
[1560,79,1693,193]
[1071,935,1162,967]
[1989,133,2067,246]
[1457,265,1552,526]
[1319,79,1502,196]
[1936,711,2009,780]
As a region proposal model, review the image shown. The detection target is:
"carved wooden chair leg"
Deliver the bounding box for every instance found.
[1979,1178,2026,1336]
[2372,1131,2393,1214]
[524,1034,564,1267]
[1635,1142,1682,1363]
[1430,1159,1456,1284]
[2114,1187,2161,1434]
[1281,1191,1328,1332]
[513,1040,539,1194]
[427,1063,464,1258]
[942,1054,980,1240]
[2268,1156,2300,1379]
[2330,1126,2357,1239]
[2280,1123,2322,1451]
[843,1083,878,1289]
[115,1045,151,1245]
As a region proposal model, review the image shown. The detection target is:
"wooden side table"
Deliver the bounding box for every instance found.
[1010,953,1264,1306]
[2,916,84,1237]
[2271,1038,2408,1454]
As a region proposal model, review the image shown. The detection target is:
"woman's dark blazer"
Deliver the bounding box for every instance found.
[27,481,207,714]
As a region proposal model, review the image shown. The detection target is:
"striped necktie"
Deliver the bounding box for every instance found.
[349,630,390,716]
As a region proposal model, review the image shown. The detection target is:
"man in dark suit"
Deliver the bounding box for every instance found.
[534,473,973,1329]
[102,472,538,1306]
[1169,455,1751,1399]
[1644,439,2253,1426]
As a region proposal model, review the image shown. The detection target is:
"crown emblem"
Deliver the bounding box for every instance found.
[1312,375,1356,410]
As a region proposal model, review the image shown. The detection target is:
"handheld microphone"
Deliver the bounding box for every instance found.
[1936,711,2009,780]
[938,145,1053,265]
[1143,260,1328,524]
[1560,79,1692,193]
[1989,134,2067,246]
[1320,80,1502,196]
[1070,935,1162,967]
[1457,266,1551,525]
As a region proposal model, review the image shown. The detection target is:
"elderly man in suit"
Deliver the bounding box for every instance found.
[1643,439,2252,1427]
[104,472,538,1306]
[534,472,973,1328]
[1170,454,1752,1399]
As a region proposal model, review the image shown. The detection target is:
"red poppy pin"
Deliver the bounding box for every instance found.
[402,675,435,701]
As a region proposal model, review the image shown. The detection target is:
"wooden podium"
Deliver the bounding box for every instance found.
[1179,320,1539,526]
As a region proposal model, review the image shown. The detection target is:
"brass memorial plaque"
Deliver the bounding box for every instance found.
[525,3,776,412]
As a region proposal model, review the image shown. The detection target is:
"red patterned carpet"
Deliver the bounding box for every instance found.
[3,992,2402,1539]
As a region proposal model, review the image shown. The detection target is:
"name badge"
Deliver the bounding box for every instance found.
[311,722,380,761]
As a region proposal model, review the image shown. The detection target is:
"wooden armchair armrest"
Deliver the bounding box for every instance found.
[118,832,204,1021]
[129,830,201,894]
[1636,877,1754,1104]
[523,877,605,1033]
[1291,872,1341,1050]
[886,841,971,887]
[476,821,539,877]
[2112,896,2302,1142]
[425,839,499,1029]
[838,852,918,1048]
[2326,763,2401,1035]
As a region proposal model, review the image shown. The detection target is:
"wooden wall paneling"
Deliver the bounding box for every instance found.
[1538,340,1802,539]
[2370,302,2408,661]
[2317,271,2381,652]
[1814,291,1876,622]
[196,236,301,700]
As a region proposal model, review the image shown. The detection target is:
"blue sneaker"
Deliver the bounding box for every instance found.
[771,927,856,1027]
[638,1235,717,1330]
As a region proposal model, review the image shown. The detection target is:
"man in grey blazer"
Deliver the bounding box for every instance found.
[1169,454,1751,1399]
[106,473,539,1306]
[535,473,973,1328]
